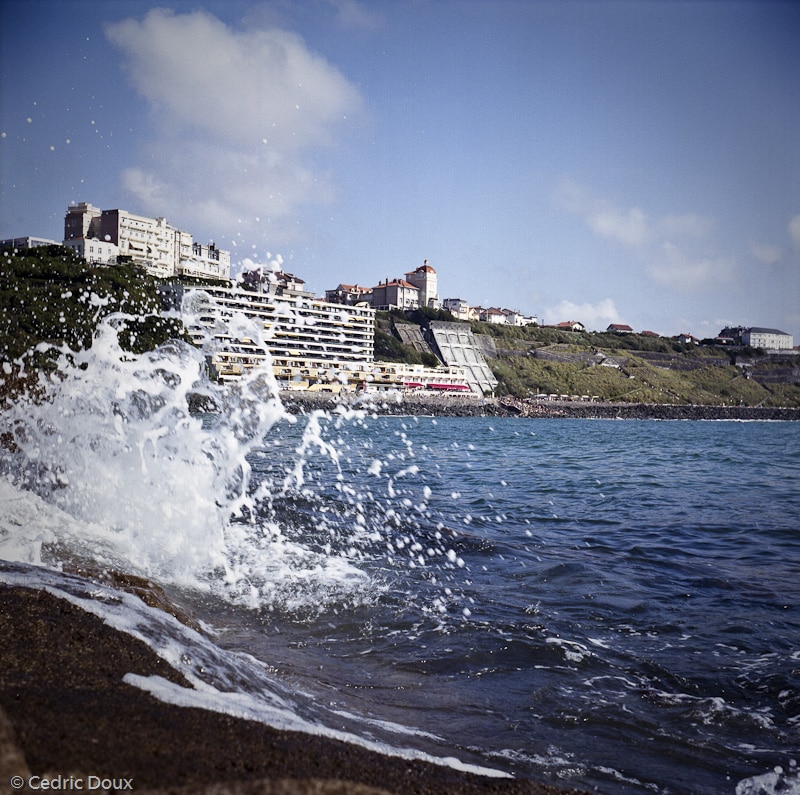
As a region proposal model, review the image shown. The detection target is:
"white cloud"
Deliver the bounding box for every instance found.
[789,214,800,249]
[555,178,732,293]
[751,242,782,266]
[554,179,650,247]
[648,241,733,290]
[327,0,382,30]
[658,214,714,238]
[588,206,649,247]
[544,298,621,331]
[105,9,363,245]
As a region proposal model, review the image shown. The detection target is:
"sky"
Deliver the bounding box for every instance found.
[1,0,799,340]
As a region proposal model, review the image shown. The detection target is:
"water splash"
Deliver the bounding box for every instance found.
[0,306,373,612]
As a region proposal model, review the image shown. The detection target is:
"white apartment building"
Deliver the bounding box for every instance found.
[189,285,475,393]
[63,202,230,280]
[188,285,376,388]
[742,327,794,351]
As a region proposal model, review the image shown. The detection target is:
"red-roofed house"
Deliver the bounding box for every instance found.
[557,321,586,332]
[371,279,420,310]
[325,283,373,305]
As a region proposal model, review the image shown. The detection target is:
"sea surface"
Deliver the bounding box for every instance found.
[1,318,799,794]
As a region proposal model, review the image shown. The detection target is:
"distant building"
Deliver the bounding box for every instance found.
[404,260,440,309]
[0,236,59,250]
[742,327,793,350]
[241,268,312,298]
[325,283,373,306]
[607,323,634,334]
[442,298,475,321]
[556,321,585,332]
[63,201,230,280]
[675,333,700,345]
[479,307,509,324]
[370,278,420,311]
[504,309,538,327]
[189,284,375,387]
[63,237,119,264]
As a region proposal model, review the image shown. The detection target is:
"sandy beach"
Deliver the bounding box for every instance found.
[0,583,589,795]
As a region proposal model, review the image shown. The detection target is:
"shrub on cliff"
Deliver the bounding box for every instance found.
[0,245,185,366]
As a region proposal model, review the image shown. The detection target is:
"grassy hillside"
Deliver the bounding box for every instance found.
[475,324,800,407]
[374,312,799,406]
[0,245,184,370]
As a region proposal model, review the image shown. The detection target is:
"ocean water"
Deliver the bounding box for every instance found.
[1,314,799,794]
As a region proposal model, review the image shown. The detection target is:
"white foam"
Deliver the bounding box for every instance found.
[736,762,800,795]
[0,309,377,613]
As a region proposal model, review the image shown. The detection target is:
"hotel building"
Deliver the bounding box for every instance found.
[63,202,230,280]
[189,282,474,394]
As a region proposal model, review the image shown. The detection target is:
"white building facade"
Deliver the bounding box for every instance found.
[63,202,230,280]
[188,285,376,388]
[405,260,440,309]
[63,237,119,264]
[743,327,794,351]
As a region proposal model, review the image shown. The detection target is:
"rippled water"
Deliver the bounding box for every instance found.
[210,415,799,794]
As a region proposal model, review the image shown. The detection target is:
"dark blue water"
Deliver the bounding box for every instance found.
[220,415,800,794]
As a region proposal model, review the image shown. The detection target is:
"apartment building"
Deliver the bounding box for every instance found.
[742,327,794,350]
[188,284,376,389]
[63,202,230,280]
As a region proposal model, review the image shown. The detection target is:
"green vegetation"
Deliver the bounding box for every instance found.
[374,326,439,367]
[375,311,798,406]
[0,245,185,367]
[469,321,799,407]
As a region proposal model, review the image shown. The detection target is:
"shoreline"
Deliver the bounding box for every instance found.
[0,581,588,795]
[278,391,800,421]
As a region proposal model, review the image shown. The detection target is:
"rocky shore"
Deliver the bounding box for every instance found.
[0,583,588,795]
[279,391,800,421]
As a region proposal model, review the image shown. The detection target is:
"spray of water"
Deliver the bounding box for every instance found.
[0,298,378,611]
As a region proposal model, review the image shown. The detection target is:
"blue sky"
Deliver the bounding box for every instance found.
[2,0,799,339]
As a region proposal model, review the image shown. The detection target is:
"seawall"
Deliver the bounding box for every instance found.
[279,392,800,421]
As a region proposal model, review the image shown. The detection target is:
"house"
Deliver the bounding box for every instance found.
[442,298,478,321]
[241,268,312,298]
[325,283,373,306]
[479,307,509,324]
[607,323,634,334]
[675,333,700,345]
[556,321,585,332]
[370,278,420,311]
[641,330,660,338]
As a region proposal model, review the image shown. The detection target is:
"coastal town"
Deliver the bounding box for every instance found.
[2,200,796,400]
